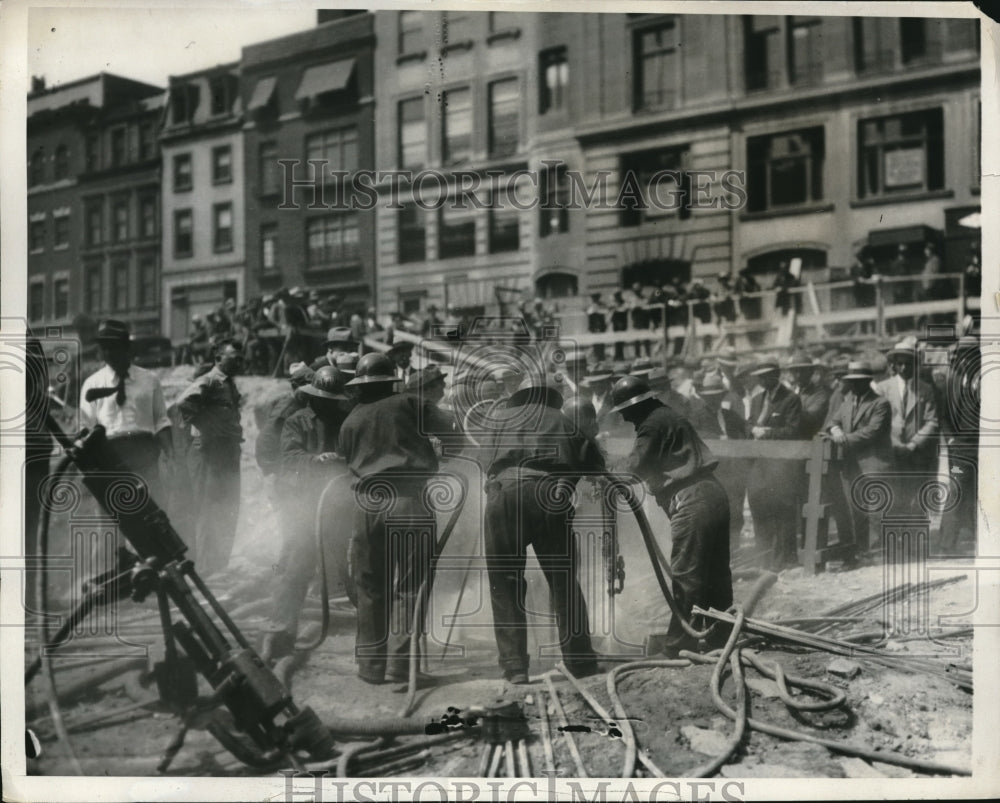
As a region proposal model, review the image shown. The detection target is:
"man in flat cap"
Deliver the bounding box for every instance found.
[746,361,803,570]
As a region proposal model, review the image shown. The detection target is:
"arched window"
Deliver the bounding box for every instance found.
[54,145,69,180]
[29,149,45,187]
[535,271,578,300]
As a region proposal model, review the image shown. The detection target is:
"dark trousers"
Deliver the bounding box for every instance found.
[656,475,733,652]
[747,459,800,570]
[188,438,241,576]
[484,476,596,675]
[351,490,432,683]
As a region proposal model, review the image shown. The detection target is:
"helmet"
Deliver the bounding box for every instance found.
[507,373,563,408]
[562,396,597,423]
[609,375,659,413]
[301,366,348,400]
[346,352,399,385]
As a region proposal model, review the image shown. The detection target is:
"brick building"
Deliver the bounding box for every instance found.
[160,62,245,342]
[27,73,164,336]
[240,10,376,313]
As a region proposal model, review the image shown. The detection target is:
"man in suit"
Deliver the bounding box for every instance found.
[784,356,831,439]
[746,362,803,570]
[825,361,892,559]
[310,327,358,372]
[876,340,940,516]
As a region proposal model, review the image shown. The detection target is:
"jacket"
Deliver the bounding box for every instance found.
[256,391,306,475]
[281,406,348,478]
[174,365,243,444]
[875,377,940,470]
[826,389,893,474]
[798,383,832,439]
[747,383,802,440]
[623,403,718,496]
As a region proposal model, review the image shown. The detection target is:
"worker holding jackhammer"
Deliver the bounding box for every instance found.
[609,374,733,658]
[337,353,440,686]
[261,366,355,661]
[483,371,605,684]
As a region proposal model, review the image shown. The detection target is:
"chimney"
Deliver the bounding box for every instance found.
[31,75,46,93]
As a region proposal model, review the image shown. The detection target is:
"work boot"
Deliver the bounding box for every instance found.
[503,670,531,685]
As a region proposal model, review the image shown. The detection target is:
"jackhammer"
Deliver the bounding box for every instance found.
[26,417,337,771]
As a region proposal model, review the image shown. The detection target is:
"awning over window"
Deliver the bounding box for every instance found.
[867,224,940,248]
[248,76,277,111]
[294,59,355,101]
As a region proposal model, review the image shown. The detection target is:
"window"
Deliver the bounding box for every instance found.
[944,18,978,54]
[746,127,825,212]
[54,145,69,180]
[213,203,234,252]
[171,84,200,124]
[442,88,472,165]
[85,200,103,246]
[489,202,519,254]
[140,196,157,238]
[139,255,157,307]
[744,16,782,91]
[619,146,690,226]
[212,145,232,184]
[53,214,70,248]
[260,141,281,195]
[85,264,103,313]
[173,153,192,192]
[174,209,193,257]
[111,128,127,167]
[442,11,474,46]
[85,135,100,171]
[858,108,944,198]
[54,277,69,319]
[209,74,236,116]
[261,224,278,273]
[139,124,156,161]
[788,16,823,85]
[488,79,519,158]
[634,21,679,110]
[398,10,425,55]
[398,204,426,263]
[306,214,359,267]
[398,98,426,169]
[29,282,45,322]
[306,127,358,177]
[900,19,933,65]
[29,219,46,252]
[29,149,45,187]
[438,202,476,259]
[853,17,895,74]
[112,259,130,311]
[539,47,568,114]
[112,198,129,243]
[540,162,570,236]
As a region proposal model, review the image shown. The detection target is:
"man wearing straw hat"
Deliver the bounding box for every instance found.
[825,361,892,560]
[262,366,355,660]
[746,361,803,571]
[338,353,439,685]
[482,370,604,683]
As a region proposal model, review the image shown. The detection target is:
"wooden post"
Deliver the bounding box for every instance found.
[875,278,885,339]
[662,302,669,366]
[957,271,966,325]
[800,437,832,574]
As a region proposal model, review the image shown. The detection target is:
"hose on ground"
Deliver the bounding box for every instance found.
[295,475,347,652]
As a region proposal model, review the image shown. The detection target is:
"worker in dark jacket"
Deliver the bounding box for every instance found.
[610,375,733,657]
[338,353,439,685]
[745,362,803,571]
[255,362,314,476]
[785,357,832,439]
[263,366,354,659]
[174,340,244,576]
[483,372,605,683]
[825,361,892,559]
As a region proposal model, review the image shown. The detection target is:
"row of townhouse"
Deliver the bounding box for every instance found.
[26,10,982,341]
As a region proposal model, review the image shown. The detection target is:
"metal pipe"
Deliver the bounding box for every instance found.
[542,673,587,778]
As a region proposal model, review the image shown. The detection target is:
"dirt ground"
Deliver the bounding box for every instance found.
[24,370,975,779]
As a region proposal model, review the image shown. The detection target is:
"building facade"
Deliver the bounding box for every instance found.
[371,11,980,315]
[240,11,376,312]
[27,73,164,336]
[160,63,246,342]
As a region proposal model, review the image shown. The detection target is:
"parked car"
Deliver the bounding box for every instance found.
[130,335,174,368]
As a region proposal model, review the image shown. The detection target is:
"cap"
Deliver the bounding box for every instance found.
[324,327,356,349]
[95,319,130,343]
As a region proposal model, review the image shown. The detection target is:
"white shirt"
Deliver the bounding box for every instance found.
[79,363,171,437]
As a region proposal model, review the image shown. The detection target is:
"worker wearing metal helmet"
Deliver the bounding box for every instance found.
[610,374,732,657]
[338,351,440,685]
[482,371,605,684]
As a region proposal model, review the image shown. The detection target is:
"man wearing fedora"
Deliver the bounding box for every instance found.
[482,370,604,683]
[174,340,244,576]
[262,366,355,659]
[877,340,940,515]
[338,353,439,685]
[80,319,174,502]
[784,356,831,440]
[746,361,803,571]
[405,365,466,453]
[825,361,893,560]
[387,340,416,382]
[609,374,733,656]
[310,327,358,372]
